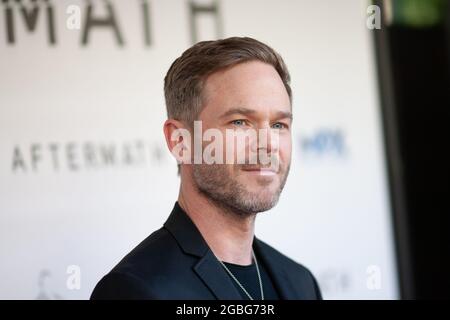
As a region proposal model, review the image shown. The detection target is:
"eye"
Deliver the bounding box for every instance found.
[231,119,247,126]
[271,122,286,129]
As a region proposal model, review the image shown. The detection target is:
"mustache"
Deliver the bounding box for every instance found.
[240,165,278,170]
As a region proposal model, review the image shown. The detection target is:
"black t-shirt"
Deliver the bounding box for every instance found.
[222,256,280,300]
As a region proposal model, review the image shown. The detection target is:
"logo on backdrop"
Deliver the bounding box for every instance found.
[10,140,169,173]
[299,128,348,159]
[1,0,223,46]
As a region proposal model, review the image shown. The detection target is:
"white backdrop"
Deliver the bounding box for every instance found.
[0,0,398,299]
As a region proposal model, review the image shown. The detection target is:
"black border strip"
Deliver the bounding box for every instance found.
[372,0,415,299]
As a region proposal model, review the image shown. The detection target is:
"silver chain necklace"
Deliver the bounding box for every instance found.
[217,250,264,300]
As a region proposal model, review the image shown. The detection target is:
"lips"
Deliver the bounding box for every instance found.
[241,167,278,176]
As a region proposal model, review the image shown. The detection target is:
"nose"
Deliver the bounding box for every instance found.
[250,123,280,166]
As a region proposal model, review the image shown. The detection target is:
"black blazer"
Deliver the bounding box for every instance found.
[91,202,322,300]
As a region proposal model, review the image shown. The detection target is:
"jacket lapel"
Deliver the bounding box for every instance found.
[164,202,242,300]
[193,250,243,300]
[253,237,298,299]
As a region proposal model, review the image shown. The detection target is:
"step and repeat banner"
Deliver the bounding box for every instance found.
[0,0,398,299]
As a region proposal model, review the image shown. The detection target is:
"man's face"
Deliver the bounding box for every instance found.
[191,60,292,216]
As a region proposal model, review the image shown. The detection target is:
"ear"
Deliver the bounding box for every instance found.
[163,119,192,165]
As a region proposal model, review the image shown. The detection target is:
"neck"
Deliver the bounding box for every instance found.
[178,179,256,266]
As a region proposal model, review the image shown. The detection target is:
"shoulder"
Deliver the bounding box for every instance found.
[91,227,195,299]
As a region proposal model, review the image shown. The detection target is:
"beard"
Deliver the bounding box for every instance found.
[192,162,290,217]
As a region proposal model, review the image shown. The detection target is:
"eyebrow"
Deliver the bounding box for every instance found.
[220,107,293,120]
[274,110,293,120]
[220,107,256,118]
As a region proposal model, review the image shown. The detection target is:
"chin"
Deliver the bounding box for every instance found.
[248,177,280,190]
[250,188,279,203]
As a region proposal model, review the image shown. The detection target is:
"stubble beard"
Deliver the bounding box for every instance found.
[192,163,290,218]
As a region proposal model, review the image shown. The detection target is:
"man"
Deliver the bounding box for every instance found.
[91,37,322,300]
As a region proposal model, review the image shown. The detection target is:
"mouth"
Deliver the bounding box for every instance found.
[241,167,278,176]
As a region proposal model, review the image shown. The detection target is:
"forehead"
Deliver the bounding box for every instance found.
[200,61,291,117]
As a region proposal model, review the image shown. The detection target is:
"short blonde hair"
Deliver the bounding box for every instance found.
[164,37,292,126]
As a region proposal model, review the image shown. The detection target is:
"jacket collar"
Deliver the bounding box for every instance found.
[163,201,209,257]
[163,201,298,299]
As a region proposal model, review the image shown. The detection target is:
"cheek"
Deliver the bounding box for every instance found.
[278,135,292,162]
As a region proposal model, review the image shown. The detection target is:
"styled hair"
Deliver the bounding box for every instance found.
[164,36,292,126]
